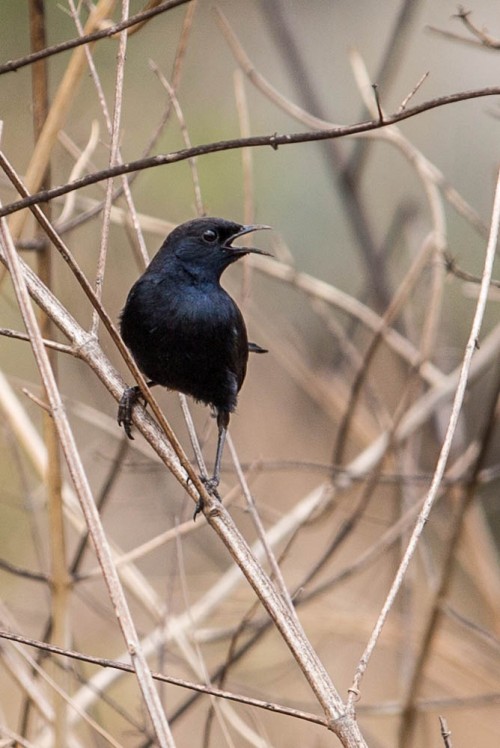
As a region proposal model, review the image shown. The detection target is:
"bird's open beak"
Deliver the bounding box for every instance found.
[225,224,272,256]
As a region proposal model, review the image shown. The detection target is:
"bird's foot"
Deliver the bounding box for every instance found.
[193,498,204,521]
[192,475,221,520]
[202,475,220,494]
[117,385,142,439]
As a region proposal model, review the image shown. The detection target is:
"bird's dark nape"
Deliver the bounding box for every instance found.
[118,217,270,511]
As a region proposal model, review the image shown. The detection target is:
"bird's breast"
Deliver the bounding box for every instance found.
[120,272,249,410]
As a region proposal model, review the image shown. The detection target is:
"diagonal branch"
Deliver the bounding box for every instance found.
[347,159,500,712]
[0,201,176,747]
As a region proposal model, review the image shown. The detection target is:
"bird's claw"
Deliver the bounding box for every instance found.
[193,498,204,520]
[193,476,221,520]
[202,475,220,494]
[117,386,141,440]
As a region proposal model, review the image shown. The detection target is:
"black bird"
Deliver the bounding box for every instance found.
[118,217,270,490]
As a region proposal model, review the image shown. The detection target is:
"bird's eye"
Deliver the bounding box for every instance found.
[203,229,217,242]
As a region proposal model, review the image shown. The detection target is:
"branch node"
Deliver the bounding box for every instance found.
[444,250,456,273]
[269,132,279,151]
[455,6,470,22]
[21,387,52,414]
[347,686,360,701]
[439,715,453,748]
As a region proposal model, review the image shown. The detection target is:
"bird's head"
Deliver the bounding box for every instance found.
[153,217,271,277]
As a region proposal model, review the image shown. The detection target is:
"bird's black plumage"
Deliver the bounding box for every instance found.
[118,217,269,491]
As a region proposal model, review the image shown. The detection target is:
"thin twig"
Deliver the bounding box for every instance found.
[70,437,130,575]
[217,19,488,244]
[3,84,500,220]
[0,193,176,747]
[168,445,481,725]
[52,1,196,243]
[150,61,205,216]
[57,0,150,269]
[398,71,429,112]
[428,7,500,51]
[445,250,500,288]
[347,160,500,712]
[456,6,500,47]
[0,326,72,353]
[248,254,445,388]
[0,558,49,583]
[347,0,425,178]
[0,0,192,75]
[56,119,100,224]
[0,158,369,748]
[333,234,436,465]
[398,367,500,745]
[227,434,296,615]
[178,393,209,481]
[439,716,453,748]
[0,150,210,501]
[0,627,328,728]
[372,84,384,123]
[236,3,392,310]
[8,0,118,242]
[234,69,254,227]
[91,0,131,335]
[6,633,124,747]
[28,4,69,742]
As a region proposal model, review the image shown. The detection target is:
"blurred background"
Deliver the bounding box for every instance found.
[0,1,499,746]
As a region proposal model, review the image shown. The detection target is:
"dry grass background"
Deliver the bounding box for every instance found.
[0,1,499,746]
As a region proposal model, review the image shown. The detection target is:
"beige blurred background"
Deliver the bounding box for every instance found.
[0,1,499,746]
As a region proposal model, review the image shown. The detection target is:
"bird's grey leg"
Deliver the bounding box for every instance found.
[213,411,229,488]
[194,410,228,519]
[201,409,229,493]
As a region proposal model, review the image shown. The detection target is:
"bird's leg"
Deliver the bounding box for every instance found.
[194,411,227,519]
[213,409,229,488]
[117,381,156,439]
[199,409,229,496]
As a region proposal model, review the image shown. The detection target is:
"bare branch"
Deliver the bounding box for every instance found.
[0,0,192,75]
[456,6,500,48]
[0,204,176,746]
[0,627,329,729]
[347,160,500,711]
[1,85,500,220]
[439,715,453,748]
